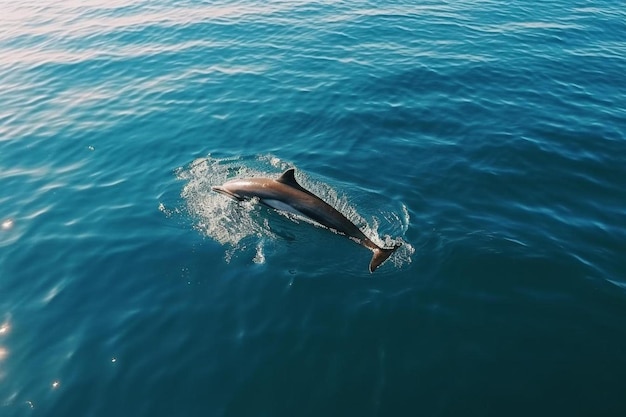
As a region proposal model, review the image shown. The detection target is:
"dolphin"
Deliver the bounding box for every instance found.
[212,168,401,272]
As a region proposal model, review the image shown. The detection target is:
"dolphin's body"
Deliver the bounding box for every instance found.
[212,168,400,272]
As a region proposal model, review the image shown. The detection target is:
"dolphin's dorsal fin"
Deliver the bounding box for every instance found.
[276,168,318,197]
[277,168,300,187]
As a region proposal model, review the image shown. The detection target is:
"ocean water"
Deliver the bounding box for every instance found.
[1,0,626,415]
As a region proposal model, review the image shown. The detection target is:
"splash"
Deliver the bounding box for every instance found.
[176,155,412,269]
[177,155,279,250]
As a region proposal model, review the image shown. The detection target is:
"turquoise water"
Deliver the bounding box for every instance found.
[2,1,626,415]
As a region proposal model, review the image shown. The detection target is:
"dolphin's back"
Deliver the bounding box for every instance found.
[271,170,370,243]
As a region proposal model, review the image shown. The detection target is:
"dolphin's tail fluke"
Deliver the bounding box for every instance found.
[369,243,402,273]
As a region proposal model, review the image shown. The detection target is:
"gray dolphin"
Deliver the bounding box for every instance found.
[212,168,401,272]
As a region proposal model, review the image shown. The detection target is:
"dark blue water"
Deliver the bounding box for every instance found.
[1,1,626,416]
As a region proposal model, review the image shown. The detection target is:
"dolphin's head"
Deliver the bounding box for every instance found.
[211,184,245,201]
[211,178,263,201]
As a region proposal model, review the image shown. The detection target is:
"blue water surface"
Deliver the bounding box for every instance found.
[1,1,626,416]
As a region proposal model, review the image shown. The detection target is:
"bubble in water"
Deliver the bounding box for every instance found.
[253,241,266,264]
